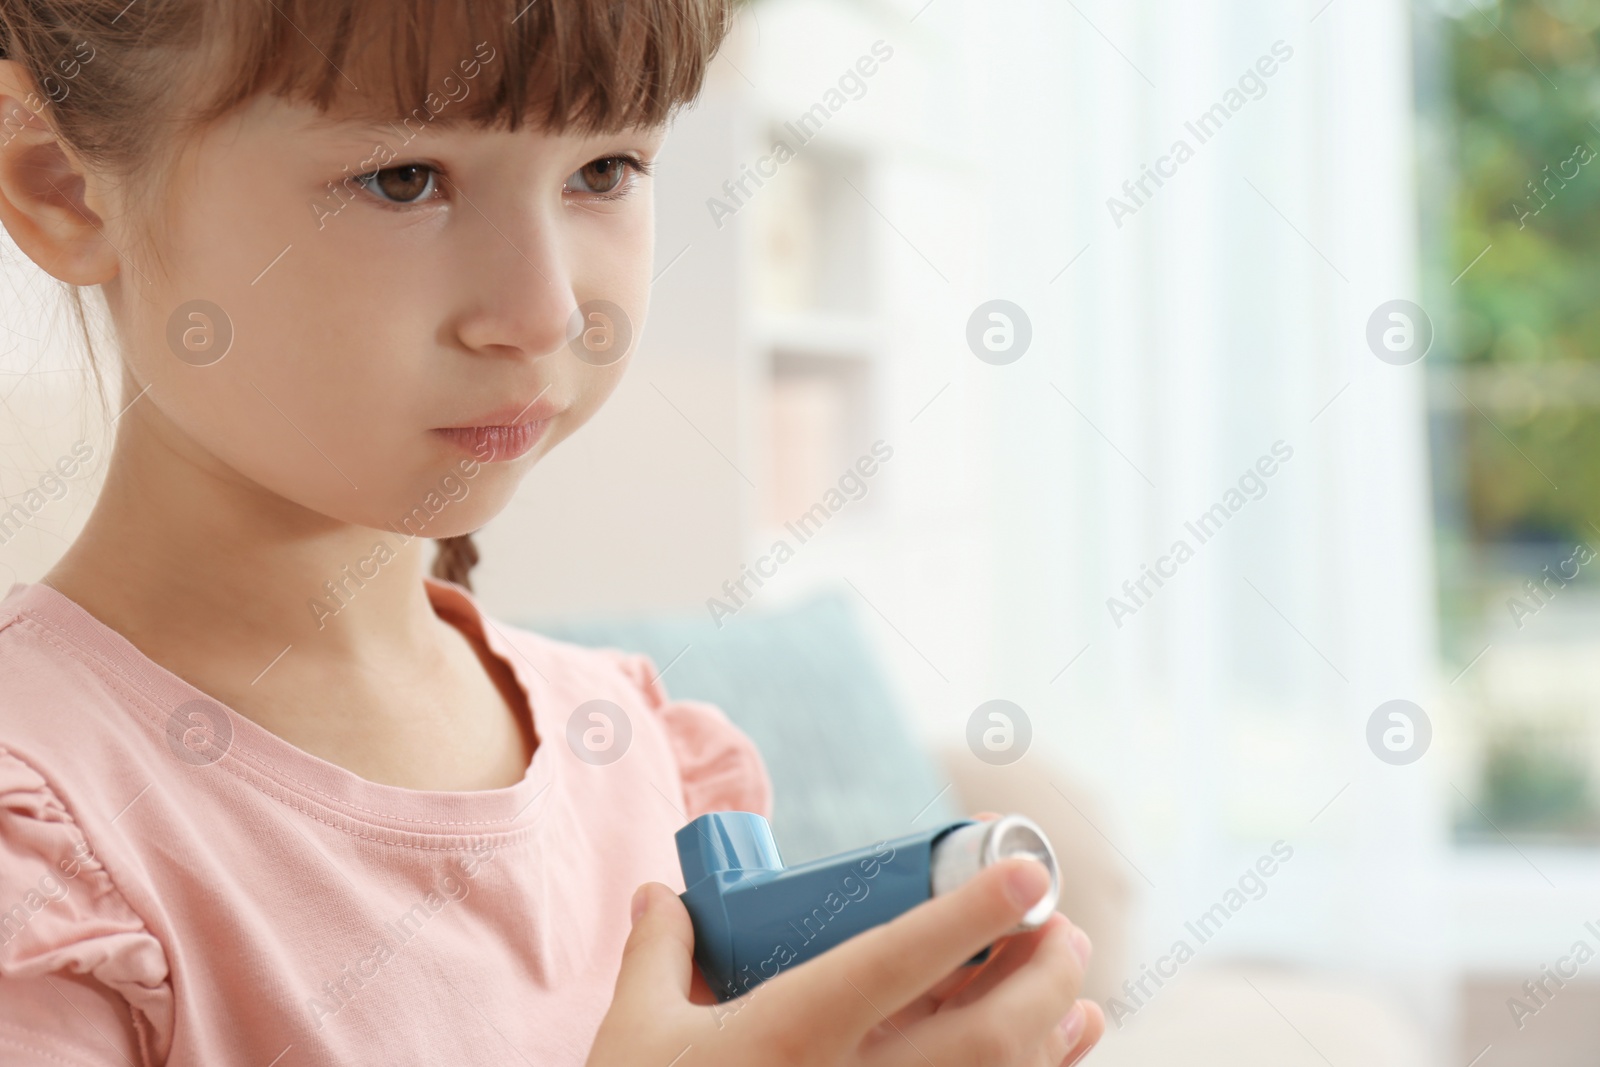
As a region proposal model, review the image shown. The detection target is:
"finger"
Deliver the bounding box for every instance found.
[881,928,1046,1035]
[973,810,1002,821]
[778,854,1054,1040]
[924,963,978,1003]
[874,966,976,1031]
[895,916,1085,1066]
[1063,999,1106,1066]
[943,913,1076,1011]
[610,882,697,1010]
[866,925,1042,1040]
[871,960,981,1034]
[687,958,719,1007]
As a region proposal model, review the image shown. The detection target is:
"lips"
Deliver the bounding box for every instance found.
[431,421,550,461]
[439,391,560,430]
[432,391,561,461]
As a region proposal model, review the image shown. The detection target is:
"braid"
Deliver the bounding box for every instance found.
[431,533,481,592]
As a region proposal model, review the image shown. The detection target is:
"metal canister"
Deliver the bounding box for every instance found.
[929,813,1060,931]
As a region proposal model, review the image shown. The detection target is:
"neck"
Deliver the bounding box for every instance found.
[43,398,444,668]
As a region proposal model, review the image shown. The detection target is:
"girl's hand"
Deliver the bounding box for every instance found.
[867,812,1104,1060]
[588,845,1104,1066]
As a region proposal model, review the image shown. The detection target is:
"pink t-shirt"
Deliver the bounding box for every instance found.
[0,576,772,1066]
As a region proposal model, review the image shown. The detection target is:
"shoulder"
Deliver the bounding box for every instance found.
[0,582,137,713]
[0,744,174,1063]
[0,590,88,687]
[493,622,773,821]
[0,589,165,781]
[0,591,175,1051]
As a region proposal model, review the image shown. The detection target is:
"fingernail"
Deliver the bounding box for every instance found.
[1004,857,1049,909]
[1057,1002,1086,1045]
[630,885,649,924]
[1069,927,1093,969]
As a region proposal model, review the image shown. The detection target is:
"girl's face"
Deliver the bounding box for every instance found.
[107,92,663,536]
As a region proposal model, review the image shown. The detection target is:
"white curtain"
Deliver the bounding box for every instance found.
[860,0,1451,1048]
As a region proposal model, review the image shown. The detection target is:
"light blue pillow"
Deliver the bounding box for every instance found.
[527,588,961,864]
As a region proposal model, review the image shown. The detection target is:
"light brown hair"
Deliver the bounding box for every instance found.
[0,0,735,589]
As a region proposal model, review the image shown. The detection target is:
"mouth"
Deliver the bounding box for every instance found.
[432,392,561,462]
[431,421,552,462]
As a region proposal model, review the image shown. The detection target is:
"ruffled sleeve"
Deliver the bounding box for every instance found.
[609,653,774,821]
[0,747,173,1066]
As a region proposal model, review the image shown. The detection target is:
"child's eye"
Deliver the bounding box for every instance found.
[564,155,651,199]
[354,163,442,206]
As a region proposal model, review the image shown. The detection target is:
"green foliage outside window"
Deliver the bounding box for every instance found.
[1430,0,1600,842]
[1443,0,1600,545]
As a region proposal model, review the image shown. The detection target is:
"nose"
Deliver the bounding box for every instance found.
[451,199,575,359]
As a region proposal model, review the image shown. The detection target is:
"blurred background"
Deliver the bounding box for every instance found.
[5,0,1600,1061]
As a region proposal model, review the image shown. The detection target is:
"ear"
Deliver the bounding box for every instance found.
[0,59,120,285]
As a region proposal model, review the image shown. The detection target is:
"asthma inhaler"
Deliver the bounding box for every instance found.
[675,811,1059,1002]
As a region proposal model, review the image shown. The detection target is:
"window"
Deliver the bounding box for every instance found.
[1422,0,1600,842]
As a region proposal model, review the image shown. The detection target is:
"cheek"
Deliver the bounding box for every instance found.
[561,358,632,431]
[551,198,653,429]
[113,169,473,531]
[572,193,654,337]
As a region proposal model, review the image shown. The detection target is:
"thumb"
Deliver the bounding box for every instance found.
[612,882,697,1008]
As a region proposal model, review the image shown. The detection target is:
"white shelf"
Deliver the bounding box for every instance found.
[751,309,886,357]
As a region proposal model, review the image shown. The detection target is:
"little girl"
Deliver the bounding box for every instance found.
[0,1,1103,1063]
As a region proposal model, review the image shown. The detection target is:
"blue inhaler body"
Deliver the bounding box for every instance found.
[675,811,1059,1002]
